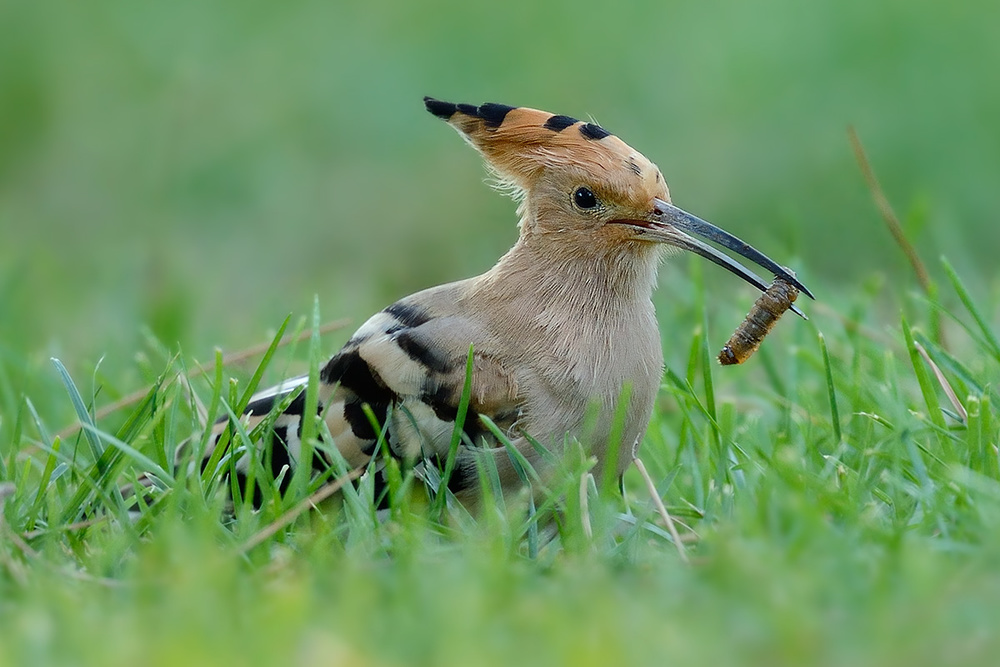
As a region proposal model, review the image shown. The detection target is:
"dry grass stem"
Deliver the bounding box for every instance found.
[54,318,351,440]
[632,456,689,564]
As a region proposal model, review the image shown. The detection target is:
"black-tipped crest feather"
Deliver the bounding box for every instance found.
[425,97,516,129]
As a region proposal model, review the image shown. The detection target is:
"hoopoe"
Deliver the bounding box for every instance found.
[201,97,812,507]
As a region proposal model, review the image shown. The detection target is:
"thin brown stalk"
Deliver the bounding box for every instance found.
[632,456,689,564]
[240,468,364,553]
[54,317,351,440]
[848,127,945,348]
[847,127,931,293]
[21,516,110,541]
[915,341,967,423]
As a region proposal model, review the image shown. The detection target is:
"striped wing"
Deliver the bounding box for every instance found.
[203,298,521,499]
[318,301,521,489]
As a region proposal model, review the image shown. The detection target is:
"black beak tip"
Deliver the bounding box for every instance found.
[780,270,815,301]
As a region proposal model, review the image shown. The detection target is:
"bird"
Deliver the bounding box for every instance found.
[195,97,813,508]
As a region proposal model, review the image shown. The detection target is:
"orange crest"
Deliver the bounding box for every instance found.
[424,97,653,193]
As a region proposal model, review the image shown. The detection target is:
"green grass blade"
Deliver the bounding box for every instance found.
[525,494,539,559]
[941,256,1000,362]
[913,331,1000,407]
[77,425,173,489]
[819,332,843,445]
[434,344,475,517]
[208,315,294,497]
[23,397,53,460]
[480,414,542,486]
[475,442,506,520]
[901,314,947,435]
[600,382,632,497]
[26,435,61,529]
[198,349,227,483]
[292,300,321,499]
[234,315,292,415]
[51,358,104,460]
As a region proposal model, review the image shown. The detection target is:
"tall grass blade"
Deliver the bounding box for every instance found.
[234,315,292,415]
[913,331,999,406]
[198,350,227,484]
[941,257,1000,362]
[26,436,60,530]
[80,423,174,485]
[901,314,947,436]
[434,345,474,517]
[600,382,632,497]
[819,332,843,444]
[292,301,321,499]
[51,358,104,460]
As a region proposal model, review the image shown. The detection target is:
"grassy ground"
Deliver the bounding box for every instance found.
[3,0,1000,664]
[3,239,1000,665]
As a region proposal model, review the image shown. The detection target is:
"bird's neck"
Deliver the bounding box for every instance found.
[482,235,664,313]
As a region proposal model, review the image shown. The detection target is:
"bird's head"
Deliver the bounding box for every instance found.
[425,97,812,302]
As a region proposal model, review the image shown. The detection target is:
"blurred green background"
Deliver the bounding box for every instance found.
[1,0,998,396]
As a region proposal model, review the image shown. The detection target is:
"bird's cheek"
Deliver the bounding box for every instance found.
[599,222,642,244]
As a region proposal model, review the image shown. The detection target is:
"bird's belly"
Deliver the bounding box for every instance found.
[517,335,662,463]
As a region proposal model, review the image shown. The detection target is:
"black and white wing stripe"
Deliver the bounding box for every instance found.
[200,297,522,500]
[318,300,521,488]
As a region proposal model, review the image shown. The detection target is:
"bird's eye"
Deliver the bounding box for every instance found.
[573,187,598,210]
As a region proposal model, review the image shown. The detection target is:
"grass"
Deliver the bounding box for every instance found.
[2,1,1000,660]
[3,225,1000,664]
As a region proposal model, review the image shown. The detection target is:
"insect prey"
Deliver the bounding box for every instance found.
[718,276,799,365]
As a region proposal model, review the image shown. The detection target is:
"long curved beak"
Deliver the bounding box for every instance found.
[637,198,814,317]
